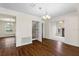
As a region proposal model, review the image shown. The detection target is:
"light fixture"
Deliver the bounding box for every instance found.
[42,10,51,20]
[42,15,51,20]
[39,7,51,20]
[59,21,63,24]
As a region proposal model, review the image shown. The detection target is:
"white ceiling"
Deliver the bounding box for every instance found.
[0,3,78,17]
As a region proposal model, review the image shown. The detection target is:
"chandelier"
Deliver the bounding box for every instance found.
[42,15,51,20]
[42,8,51,20]
[39,7,51,20]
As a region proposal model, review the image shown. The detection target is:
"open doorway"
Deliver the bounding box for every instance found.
[32,21,39,41]
[56,20,65,37]
[0,14,16,48]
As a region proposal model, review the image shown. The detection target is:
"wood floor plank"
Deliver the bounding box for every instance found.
[0,37,79,56]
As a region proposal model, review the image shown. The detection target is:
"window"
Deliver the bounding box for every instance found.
[5,22,13,32]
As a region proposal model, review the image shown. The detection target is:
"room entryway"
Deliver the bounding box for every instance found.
[0,14,16,48]
[32,21,39,41]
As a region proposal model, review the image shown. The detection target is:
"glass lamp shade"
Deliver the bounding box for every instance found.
[59,21,63,24]
[42,15,51,20]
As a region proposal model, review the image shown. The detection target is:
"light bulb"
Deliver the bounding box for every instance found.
[46,15,51,19]
[59,21,63,24]
[42,15,51,20]
[42,16,47,20]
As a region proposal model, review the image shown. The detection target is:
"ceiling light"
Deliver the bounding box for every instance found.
[42,15,51,20]
[39,7,51,20]
[59,21,63,24]
[46,15,51,19]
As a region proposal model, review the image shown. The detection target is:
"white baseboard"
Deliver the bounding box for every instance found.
[16,42,32,47]
[32,38,37,40]
[45,37,79,47]
[63,39,79,47]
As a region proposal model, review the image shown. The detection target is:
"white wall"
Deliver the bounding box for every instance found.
[0,7,41,47]
[44,11,79,47]
[43,19,56,39]
[64,14,79,46]
[43,20,49,38]
[43,19,51,38]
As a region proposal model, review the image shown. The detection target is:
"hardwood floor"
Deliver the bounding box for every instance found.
[42,38,79,56]
[0,37,79,56]
[0,37,16,56]
[0,37,16,48]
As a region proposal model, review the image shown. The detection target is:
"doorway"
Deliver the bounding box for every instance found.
[56,20,65,37]
[32,21,39,40]
[0,14,16,48]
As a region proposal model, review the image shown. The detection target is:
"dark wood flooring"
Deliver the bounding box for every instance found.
[0,37,16,56]
[0,37,79,56]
